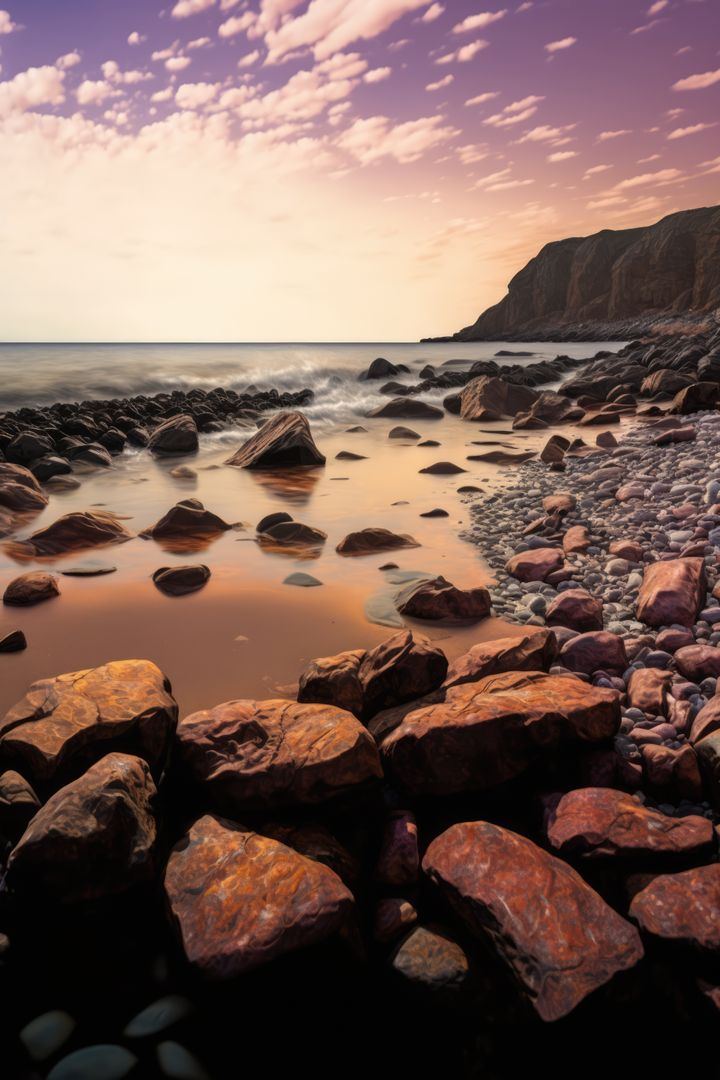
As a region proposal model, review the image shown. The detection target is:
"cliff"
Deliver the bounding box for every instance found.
[441,205,720,342]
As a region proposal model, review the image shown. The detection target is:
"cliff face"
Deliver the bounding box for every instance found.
[450,206,720,341]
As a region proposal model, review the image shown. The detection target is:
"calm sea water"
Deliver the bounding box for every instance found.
[0,341,617,421]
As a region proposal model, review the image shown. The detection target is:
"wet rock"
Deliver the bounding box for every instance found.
[443,630,556,689]
[152,565,211,596]
[396,575,491,621]
[358,630,448,719]
[467,449,536,465]
[169,464,197,479]
[367,398,444,421]
[0,629,27,653]
[419,461,466,475]
[630,864,720,953]
[148,415,199,456]
[297,649,366,717]
[336,528,419,556]
[674,644,720,681]
[3,571,60,607]
[391,924,473,996]
[258,520,327,547]
[8,510,133,557]
[31,455,72,482]
[560,631,628,674]
[460,376,538,421]
[420,508,449,518]
[0,769,40,841]
[8,753,157,901]
[0,659,178,790]
[696,731,720,804]
[256,511,293,533]
[335,450,366,461]
[636,557,706,628]
[283,572,322,587]
[140,500,231,541]
[563,525,590,554]
[423,821,643,1021]
[641,743,703,801]
[225,411,326,469]
[164,814,354,978]
[505,547,564,583]
[540,434,570,464]
[360,357,407,380]
[177,698,381,811]
[627,667,672,714]
[545,589,603,632]
[388,426,421,439]
[259,822,360,889]
[671,382,720,414]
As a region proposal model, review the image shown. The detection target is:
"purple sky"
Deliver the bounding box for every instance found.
[1,0,719,340]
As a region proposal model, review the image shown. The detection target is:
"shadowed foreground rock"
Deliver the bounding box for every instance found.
[225,411,326,469]
[443,629,556,689]
[6,510,133,557]
[176,698,382,811]
[165,814,353,979]
[423,821,644,1021]
[8,753,157,902]
[371,671,620,796]
[545,787,713,859]
[636,557,706,628]
[0,659,178,789]
[629,864,720,953]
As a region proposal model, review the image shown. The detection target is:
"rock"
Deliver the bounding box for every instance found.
[367,398,444,421]
[467,450,536,465]
[256,511,293,533]
[152,565,211,596]
[563,525,590,554]
[0,479,48,514]
[0,629,27,653]
[418,461,466,475]
[443,630,556,689]
[596,431,618,448]
[627,667,672,714]
[19,1009,76,1064]
[358,630,448,719]
[423,822,643,1021]
[360,357,404,380]
[8,511,132,556]
[374,899,418,945]
[543,493,576,516]
[47,1045,138,1079]
[641,743,703,801]
[0,769,40,841]
[420,508,449,518]
[630,864,720,953]
[641,369,694,397]
[169,464,198,479]
[371,671,620,795]
[690,696,720,743]
[283,572,322,587]
[460,376,538,421]
[545,589,603,632]
[7,754,157,901]
[31,455,72,482]
[259,822,360,889]
[335,451,366,461]
[653,425,696,446]
[671,382,720,414]
[674,644,720,681]
[148,415,199,456]
[636,557,705,628]
[505,547,564,583]
[391,924,473,996]
[560,631,628,674]
[540,434,570,464]
[374,810,419,887]
[164,814,353,979]
[655,627,695,653]
[297,649,366,717]
[388,427,421,439]
[258,520,327,547]
[140,500,231,540]
[609,539,644,562]
[545,787,712,858]
[3,571,60,607]
[176,698,381,811]
[695,731,720,805]
[123,995,193,1038]
[0,659,178,790]
[225,411,325,469]
[60,561,117,577]
[336,528,419,556]
[396,576,491,621]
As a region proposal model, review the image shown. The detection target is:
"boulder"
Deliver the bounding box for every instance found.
[148,414,199,455]
[366,399,444,420]
[374,898,418,944]
[176,698,381,811]
[543,493,576,516]
[418,461,466,475]
[370,671,620,796]
[674,644,720,681]
[627,667,672,715]
[640,369,694,397]
[358,630,448,719]
[696,731,720,805]
[423,822,643,1021]
[560,631,628,674]
[297,649,367,717]
[630,864,720,953]
[636,558,705,628]
[545,590,603,632]
[164,815,353,979]
[259,822,360,889]
[256,511,293,533]
[609,539,644,562]
[225,411,325,469]
[395,576,491,621]
[258,521,327,547]
[7,511,132,557]
[641,743,703,801]
[671,382,720,414]
[540,434,570,464]
[7,754,157,902]
[545,787,712,859]
[690,696,720,744]
[388,427,421,439]
[3,571,60,607]
[152,565,211,596]
[459,376,538,421]
[0,479,48,513]
[140,499,231,540]
[505,547,564,583]
[360,357,405,380]
[0,660,178,790]
[336,528,419,556]
[443,630,556,690]
[563,525,590,554]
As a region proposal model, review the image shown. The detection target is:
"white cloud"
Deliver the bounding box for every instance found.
[172,0,216,17]
[547,150,577,162]
[128,31,146,45]
[57,52,81,70]
[582,163,612,179]
[427,74,453,91]
[473,167,511,187]
[264,0,429,63]
[667,121,716,139]
[0,9,17,34]
[610,167,683,191]
[336,113,458,165]
[517,123,572,143]
[176,82,221,109]
[673,68,720,91]
[516,2,533,10]
[151,87,174,103]
[166,56,193,72]
[545,36,577,53]
[76,79,117,106]
[637,153,661,162]
[484,97,542,127]
[421,4,445,22]
[457,143,487,164]
[0,65,65,115]
[647,0,668,13]
[436,39,488,63]
[364,67,391,83]
[452,9,506,33]
[504,94,544,113]
[597,129,631,141]
[487,178,534,190]
[188,37,212,49]
[219,13,257,37]
[238,50,261,67]
[465,91,500,105]
[102,61,154,85]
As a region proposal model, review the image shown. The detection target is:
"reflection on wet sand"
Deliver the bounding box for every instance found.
[247,467,323,504]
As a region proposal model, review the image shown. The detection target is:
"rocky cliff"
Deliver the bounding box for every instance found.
[443,205,720,341]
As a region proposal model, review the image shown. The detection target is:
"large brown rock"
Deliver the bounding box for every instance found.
[545,787,713,859]
[423,821,643,1021]
[674,644,720,681]
[0,769,40,841]
[7,753,157,901]
[3,571,60,607]
[140,499,231,541]
[636,558,705,628]
[627,667,672,715]
[443,629,556,690]
[370,671,620,796]
[545,589,603,632]
[357,630,448,718]
[671,382,720,414]
[459,376,538,421]
[297,649,367,717]
[148,414,199,455]
[176,698,381,811]
[152,564,211,596]
[7,511,132,557]
[165,814,353,979]
[505,547,564,582]
[630,864,720,953]
[560,630,628,674]
[0,660,178,790]
[690,696,720,744]
[336,528,419,556]
[225,411,325,469]
[395,576,491,622]
[640,369,694,397]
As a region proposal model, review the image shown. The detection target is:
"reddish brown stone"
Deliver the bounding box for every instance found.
[560,631,628,674]
[225,410,326,469]
[627,667,672,715]
[609,540,644,562]
[165,815,353,979]
[177,698,381,811]
[546,590,603,632]
[335,528,419,556]
[373,898,418,944]
[358,630,448,718]
[655,627,695,653]
[630,864,720,952]
[505,547,564,583]
[374,810,419,887]
[690,696,720,744]
[370,671,619,796]
[140,500,231,541]
[0,770,40,841]
[297,649,366,717]
[0,660,178,790]
[641,743,703,801]
[3,571,60,607]
[396,576,491,621]
[7,753,157,901]
[540,434,570,464]
[390,924,473,994]
[443,629,556,690]
[259,822,360,889]
[423,821,643,1021]
[459,376,538,421]
[543,493,576,516]
[545,787,712,859]
[636,557,705,628]
[6,510,132,557]
[563,526,590,554]
[674,645,720,681]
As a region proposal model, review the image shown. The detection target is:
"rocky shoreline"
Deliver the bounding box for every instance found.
[4,326,720,1076]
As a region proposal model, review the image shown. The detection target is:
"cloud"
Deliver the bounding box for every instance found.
[364,66,391,83]
[457,143,487,164]
[465,91,500,105]
[238,50,261,67]
[582,163,612,179]
[504,94,544,113]
[166,56,193,72]
[436,39,488,63]
[545,37,577,53]
[609,167,683,191]
[647,0,668,12]
[188,37,212,49]
[638,153,661,162]
[264,0,429,63]
[597,129,631,141]
[219,13,257,37]
[631,19,662,34]
[547,150,577,162]
[172,0,215,17]
[0,65,65,115]
[176,82,221,109]
[0,9,17,34]
[57,52,81,70]
[336,113,457,165]
[76,79,117,106]
[587,195,626,209]
[673,68,720,91]
[452,10,507,33]
[516,2,532,10]
[102,61,154,85]
[667,121,716,138]
[421,3,444,21]
[517,122,573,143]
[426,74,453,91]
[474,167,512,187]
[151,87,174,103]
[128,31,146,45]
[484,97,543,127]
[486,178,534,191]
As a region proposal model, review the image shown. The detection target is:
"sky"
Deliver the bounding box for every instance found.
[0,0,719,342]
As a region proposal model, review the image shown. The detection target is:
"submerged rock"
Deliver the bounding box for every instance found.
[3,571,60,607]
[395,575,491,621]
[336,528,419,556]
[140,500,231,540]
[8,511,132,557]
[152,565,211,596]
